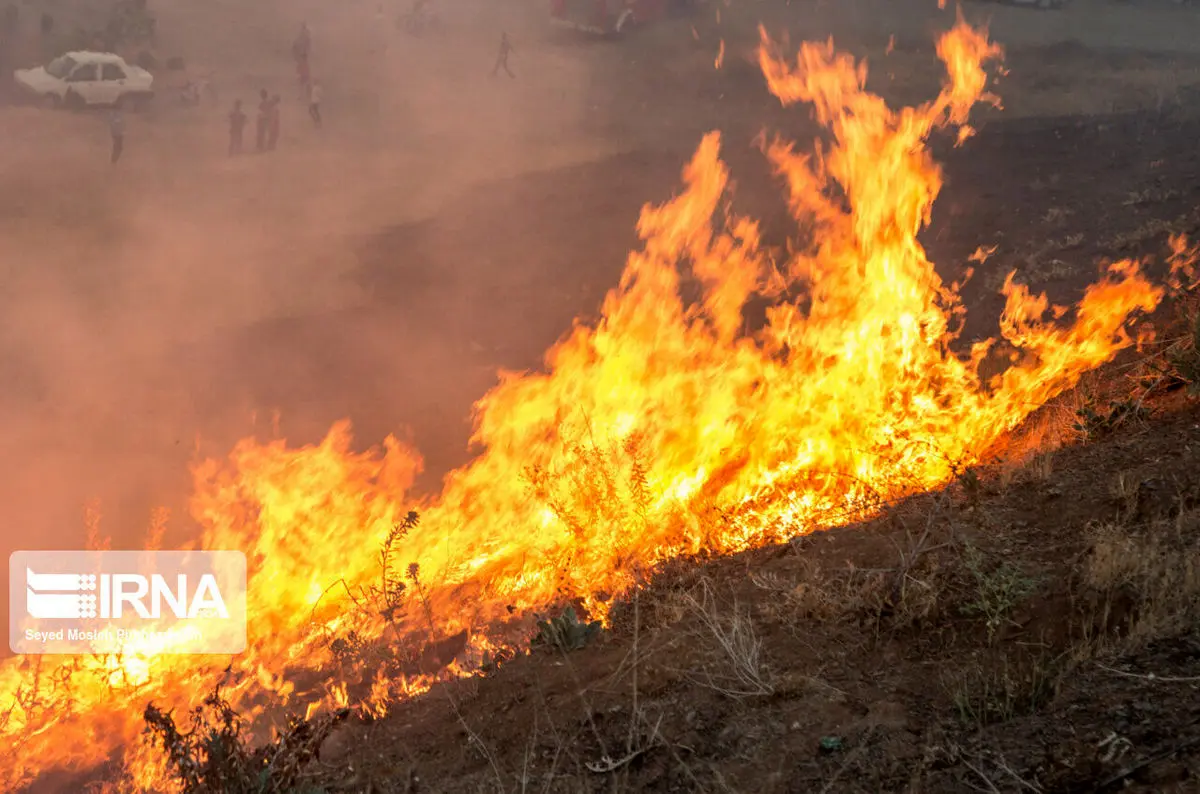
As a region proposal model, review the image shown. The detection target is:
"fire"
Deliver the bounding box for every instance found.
[0,17,1177,791]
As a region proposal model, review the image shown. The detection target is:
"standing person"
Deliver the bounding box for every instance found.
[227,99,247,155]
[267,93,281,150]
[292,22,311,98]
[308,80,322,128]
[255,89,270,152]
[108,108,124,164]
[492,32,515,78]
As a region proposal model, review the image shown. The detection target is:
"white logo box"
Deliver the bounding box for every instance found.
[10,550,246,655]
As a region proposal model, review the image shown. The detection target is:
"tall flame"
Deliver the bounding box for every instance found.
[0,18,1171,790]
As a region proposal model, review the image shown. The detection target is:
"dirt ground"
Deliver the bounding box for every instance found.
[7,0,1200,789]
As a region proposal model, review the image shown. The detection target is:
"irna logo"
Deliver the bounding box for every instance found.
[10,550,247,655]
[24,569,230,620]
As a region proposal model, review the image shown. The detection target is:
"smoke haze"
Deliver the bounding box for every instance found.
[0,0,641,650]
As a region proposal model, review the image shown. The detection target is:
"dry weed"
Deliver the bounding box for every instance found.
[753,528,953,642]
[1108,471,1140,520]
[997,449,1055,490]
[1082,509,1200,649]
[944,650,1064,727]
[960,541,1038,644]
[676,579,774,698]
[753,558,888,623]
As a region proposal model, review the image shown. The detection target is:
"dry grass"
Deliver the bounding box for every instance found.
[675,579,774,699]
[997,449,1055,491]
[944,650,1064,728]
[960,540,1039,644]
[1082,508,1200,651]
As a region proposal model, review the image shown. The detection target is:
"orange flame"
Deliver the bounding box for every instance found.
[0,19,1175,791]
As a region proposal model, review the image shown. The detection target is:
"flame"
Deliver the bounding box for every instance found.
[0,18,1177,791]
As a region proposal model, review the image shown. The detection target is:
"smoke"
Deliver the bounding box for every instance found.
[0,0,625,651]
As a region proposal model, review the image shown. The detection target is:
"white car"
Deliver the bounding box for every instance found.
[14,51,155,110]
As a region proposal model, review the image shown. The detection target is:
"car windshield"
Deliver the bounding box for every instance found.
[45,56,77,79]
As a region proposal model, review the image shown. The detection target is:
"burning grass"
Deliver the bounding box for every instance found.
[287,426,1200,791]
[5,13,1200,793]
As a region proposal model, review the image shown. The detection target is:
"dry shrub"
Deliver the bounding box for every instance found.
[751,548,952,637]
[997,449,1055,491]
[144,678,348,794]
[667,579,774,699]
[755,558,889,622]
[944,650,1064,727]
[1082,508,1200,648]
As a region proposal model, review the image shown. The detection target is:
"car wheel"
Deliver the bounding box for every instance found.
[42,93,61,109]
[63,90,84,110]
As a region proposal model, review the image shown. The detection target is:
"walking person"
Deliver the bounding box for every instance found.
[308,80,322,128]
[227,99,247,155]
[108,108,124,164]
[255,89,270,152]
[267,93,282,150]
[492,32,514,78]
